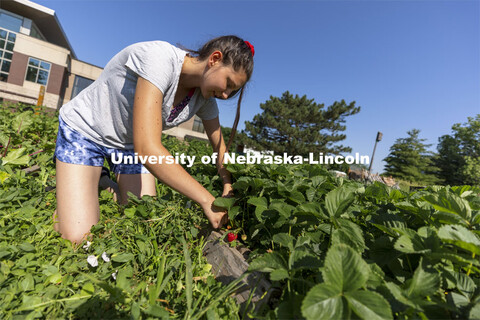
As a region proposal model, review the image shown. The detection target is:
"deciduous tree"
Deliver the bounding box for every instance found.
[436,115,480,185]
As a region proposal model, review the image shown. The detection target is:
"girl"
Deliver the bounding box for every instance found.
[53,35,254,244]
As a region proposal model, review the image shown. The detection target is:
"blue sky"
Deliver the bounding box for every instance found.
[35,0,479,173]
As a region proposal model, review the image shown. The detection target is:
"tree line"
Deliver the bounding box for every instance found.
[222,91,479,186]
[383,116,479,186]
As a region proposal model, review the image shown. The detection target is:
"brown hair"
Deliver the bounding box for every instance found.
[185,35,254,152]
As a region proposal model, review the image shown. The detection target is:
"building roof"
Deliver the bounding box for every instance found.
[1,0,76,58]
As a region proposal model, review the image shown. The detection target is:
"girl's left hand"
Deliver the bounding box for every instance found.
[222,183,234,197]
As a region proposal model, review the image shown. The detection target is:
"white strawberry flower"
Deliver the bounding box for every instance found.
[112,270,118,280]
[87,255,98,267]
[101,252,110,262]
[82,241,92,251]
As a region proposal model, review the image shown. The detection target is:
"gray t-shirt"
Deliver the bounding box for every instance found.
[60,41,219,149]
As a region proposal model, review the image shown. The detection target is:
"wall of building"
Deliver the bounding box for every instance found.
[164,117,208,141]
[0,5,209,141]
[62,59,102,105]
[0,32,68,108]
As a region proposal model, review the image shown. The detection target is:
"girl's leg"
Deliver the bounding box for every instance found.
[55,159,102,243]
[116,173,156,205]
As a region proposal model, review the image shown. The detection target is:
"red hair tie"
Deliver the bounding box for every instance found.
[244,41,255,57]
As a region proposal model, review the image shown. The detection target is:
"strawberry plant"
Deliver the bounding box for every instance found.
[1,102,480,319]
[212,162,480,319]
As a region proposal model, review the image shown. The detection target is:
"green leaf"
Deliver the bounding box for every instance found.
[384,282,420,309]
[288,190,305,204]
[228,205,241,220]
[394,232,431,254]
[1,148,30,166]
[213,197,235,210]
[144,305,170,318]
[325,185,355,218]
[452,271,476,299]
[80,282,95,296]
[433,211,469,227]
[323,244,369,292]
[428,252,480,267]
[124,207,136,218]
[247,196,268,208]
[291,249,323,270]
[305,188,316,202]
[20,274,35,291]
[276,294,305,320]
[19,242,35,252]
[112,253,135,263]
[0,133,9,147]
[388,189,404,202]
[365,183,389,201]
[295,236,311,248]
[469,301,480,320]
[13,112,33,133]
[131,303,141,320]
[423,190,471,220]
[296,202,327,219]
[247,196,268,217]
[301,283,344,320]
[248,252,287,273]
[332,219,366,253]
[20,295,43,311]
[311,176,327,188]
[405,262,440,298]
[272,233,295,250]
[232,178,249,191]
[0,171,10,184]
[270,200,295,218]
[345,290,393,320]
[438,225,480,255]
[270,268,289,281]
[451,185,477,198]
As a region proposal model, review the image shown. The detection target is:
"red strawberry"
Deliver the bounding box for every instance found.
[227,233,237,242]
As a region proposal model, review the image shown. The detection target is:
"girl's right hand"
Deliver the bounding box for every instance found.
[202,201,228,229]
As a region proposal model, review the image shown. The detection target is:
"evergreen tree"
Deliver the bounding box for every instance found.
[436,115,480,185]
[243,91,360,156]
[383,129,440,185]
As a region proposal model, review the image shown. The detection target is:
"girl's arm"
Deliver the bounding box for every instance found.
[202,117,233,197]
[133,76,227,228]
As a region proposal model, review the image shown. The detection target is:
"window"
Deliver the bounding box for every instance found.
[30,23,46,41]
[0,11,22,33]
[25,57,50,85]
[192,116,205,133]
[71,75,94,99]
[0,28,15,82]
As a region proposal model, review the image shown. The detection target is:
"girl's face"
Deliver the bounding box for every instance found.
[201,52,247,100]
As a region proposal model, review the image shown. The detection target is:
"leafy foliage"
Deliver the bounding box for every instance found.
[436,115,480,186]
[219,162,480,319]
[0,104,240,319]
[1,103,480,319]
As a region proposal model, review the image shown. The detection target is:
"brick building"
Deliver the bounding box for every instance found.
[0,0,207,140]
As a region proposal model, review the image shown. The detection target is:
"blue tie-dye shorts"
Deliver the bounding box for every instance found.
[54,116,149,174]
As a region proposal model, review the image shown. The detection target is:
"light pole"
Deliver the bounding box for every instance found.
[368,132,383,173]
